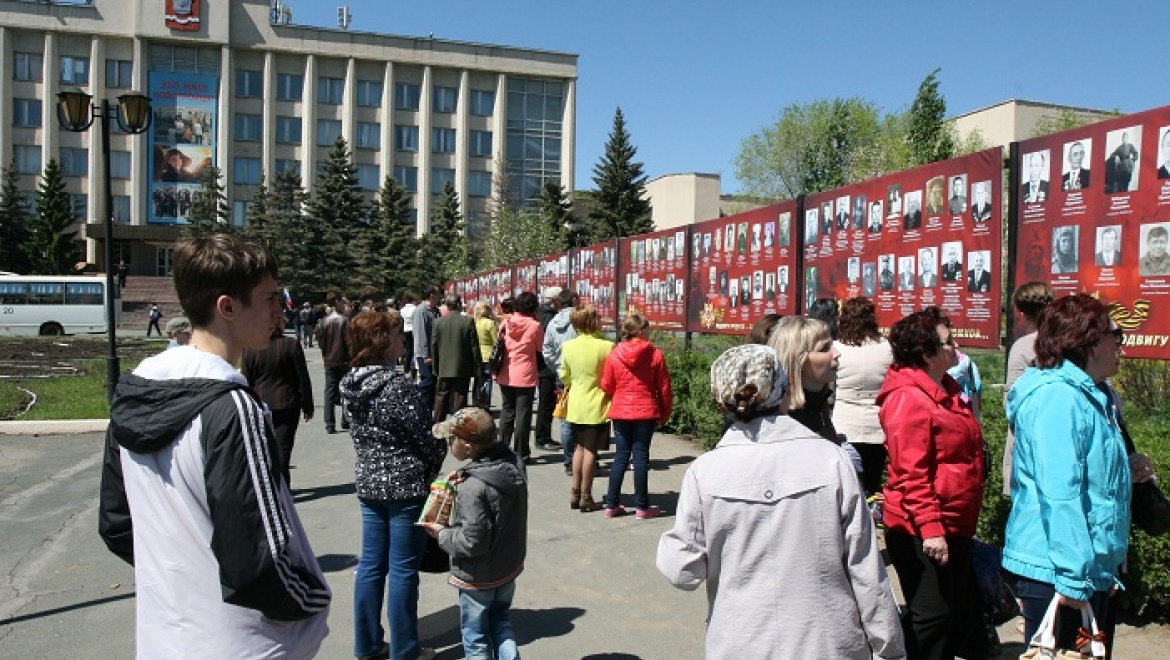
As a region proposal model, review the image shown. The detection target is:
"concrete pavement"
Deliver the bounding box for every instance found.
[2,344,1169,658]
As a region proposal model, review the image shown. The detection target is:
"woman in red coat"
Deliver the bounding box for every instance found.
[600,313,672,519]
[878,306,987,660]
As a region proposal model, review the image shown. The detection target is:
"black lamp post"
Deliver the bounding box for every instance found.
[56,89,152,402]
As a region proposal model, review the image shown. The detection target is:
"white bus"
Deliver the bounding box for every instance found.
[0,275,122,336]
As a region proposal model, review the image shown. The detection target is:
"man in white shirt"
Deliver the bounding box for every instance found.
[400,295,418,378]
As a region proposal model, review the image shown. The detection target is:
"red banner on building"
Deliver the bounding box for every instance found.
[619,227,689,331]
[1012,105,1170,358]
[571,242,618,327]
[804,148,1004,348]
[685,201,800,334]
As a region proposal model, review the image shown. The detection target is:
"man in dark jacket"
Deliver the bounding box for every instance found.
[431,294,481,424]
[242,318,315,485]
[413,286,442,410]
[533,287,561,451]
[316,293,350,433]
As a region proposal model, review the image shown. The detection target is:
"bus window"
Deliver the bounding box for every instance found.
[0,282,28,304]
[28,282,65,305]
[66,282,105,305]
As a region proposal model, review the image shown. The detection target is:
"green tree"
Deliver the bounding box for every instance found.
[906,68,955,166]
[238,172,271,247]
[26,159,81,275]
[418,180,466,285]
[371,174,421,298]
[538,180,577,249]
[0,158,32,274]
[266,168,311,295]
[735,97,883,199]
[481,206,564,269]
[183,165,231,239]
[587,107,653,241]
[1031,108,1121,138]
[305,136,366,295]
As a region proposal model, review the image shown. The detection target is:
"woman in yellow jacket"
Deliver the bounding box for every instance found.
[473,301,498,410]
[559,306,613,512]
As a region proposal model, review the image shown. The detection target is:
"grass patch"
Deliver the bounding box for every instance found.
[0,380,28,417]
[8,359,117,420]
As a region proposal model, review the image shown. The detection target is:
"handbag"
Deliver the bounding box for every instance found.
[1019,596,1106,659]
[419,534,450,574]
[553,386,569,419]
[488,323,508,374]
[1132,479,1170,537]
[971,539,1021,625]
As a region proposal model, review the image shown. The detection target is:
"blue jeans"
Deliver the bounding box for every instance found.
[459,580,520,660]
[355,497,427,660]
[415,357,436,410]
[606,420,656,510]
[1016,576,1111,652]
[476,363,493,408]
[560,419,575,468]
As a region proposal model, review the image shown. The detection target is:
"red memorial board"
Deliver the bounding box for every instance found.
[535,252,570,298]
[803,148,1004,348]
[513,260,537,298]
[619,227,689,331]
[478,267,513,315]
[572,242,618,327]
[686,201,801,334]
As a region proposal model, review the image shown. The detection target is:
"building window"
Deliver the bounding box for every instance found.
[433,86,458,113]
[14,52,43,82]
[236,69,262,97]
[59,148,89,176]
[470,89,495,117]
[275,159,301,174]
[356,165,380,191]
[506,77,565,204]
[468,171,492,197]
[233,157,262,185]
[394,165,418,192]
[277,73,304,101]
[13,99,42,128]
[70,193,88,222]
[407,208,418,229]
[110,151,131,179]
[60,56,90,85]
[432,128,456,154]
[112,196,131,223]
[233,201,248,227]
[356,122,380,149]
[276,116,302,143]
[106,59,133,88]
[432,168,455,194]
[395,82,420,110]
[235,113,262,142]
[470,130,493,157]
[317,76,343,105]
[356,79,383,107]
[149,44,220,75]
[15,146,41,174]
[395,125,419,152]
[317,119,342,147]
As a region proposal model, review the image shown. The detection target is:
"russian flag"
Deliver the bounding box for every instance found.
[283,288,293,309]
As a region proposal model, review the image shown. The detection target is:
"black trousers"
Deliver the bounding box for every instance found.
[433,376,470,424]
[534,374,556,444]
[499,385,535,459]
[854,443,888,495]
[885,529,989,660]
[270,407,301,485]
[323,366,348,431]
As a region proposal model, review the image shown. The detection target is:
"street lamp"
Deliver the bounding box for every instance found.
[56,89,152,402]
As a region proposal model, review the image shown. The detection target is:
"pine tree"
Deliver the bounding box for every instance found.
[26,159,81,275]
[267,168,311,296]
[418,180,465,286]
[371,174,421,298]
[305,136,366,295]
[538,180,576,249]
[588,107,653,242]
[183,165,231,239]
[0,158,32,274]
[906,68,955,166]
[238,172,271,247]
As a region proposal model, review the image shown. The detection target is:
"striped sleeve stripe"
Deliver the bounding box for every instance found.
[231,391,329,610]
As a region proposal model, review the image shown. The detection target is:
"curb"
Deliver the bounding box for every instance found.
[0,419,108,436]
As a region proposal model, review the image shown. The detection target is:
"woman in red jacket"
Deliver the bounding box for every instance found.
[600,313,673,519]
[878,306,987,660]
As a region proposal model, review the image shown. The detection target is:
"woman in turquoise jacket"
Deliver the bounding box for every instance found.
[1004,293,1129,649]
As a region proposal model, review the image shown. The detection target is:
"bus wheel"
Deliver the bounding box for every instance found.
[39,323,64,336]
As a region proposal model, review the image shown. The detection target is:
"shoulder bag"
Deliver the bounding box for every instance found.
[1119,415,1170,536]
[488,322,508,374]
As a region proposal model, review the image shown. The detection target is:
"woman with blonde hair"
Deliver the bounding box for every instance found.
[559,306,614,512]
[600,313,672,519]
[473,300,497,410]
[767,316,841,441]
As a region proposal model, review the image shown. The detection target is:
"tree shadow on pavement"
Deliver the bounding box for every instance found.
[419,605,587,653]
[581,654,644,659]
[292,481,355,503]
[315,553,358,573]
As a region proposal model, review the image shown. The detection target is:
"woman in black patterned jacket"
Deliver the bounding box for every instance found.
[342,310,446,660]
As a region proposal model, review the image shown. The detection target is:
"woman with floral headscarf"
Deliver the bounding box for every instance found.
[656,344,904,660]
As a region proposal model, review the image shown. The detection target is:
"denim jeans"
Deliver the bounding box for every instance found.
[606,420,656,510]
[415,357,436,410]
[1016,576,1111,652]
[499,385,535,458]
[475,363,493,407]
[354,497,427,660]
[459,580,520,660]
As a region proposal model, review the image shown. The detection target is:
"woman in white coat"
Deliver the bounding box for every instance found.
[832,296,893,494]
[656,343,905,660]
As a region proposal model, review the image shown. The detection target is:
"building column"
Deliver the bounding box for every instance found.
[378,62,394,191]
[42,32,58,173]
[417,65,433,234]
[217,45,232,175]
[85,35,106,263]
[303,55,317,194]
[492,74,507,199]
[0,28,9,176]
[563,78,576,198]
[262,51,276,179]
[131,37,149,228]
[455,69,469,226]
[342,57,356,148]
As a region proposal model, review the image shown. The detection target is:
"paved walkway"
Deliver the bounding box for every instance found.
[2,345,1168,658]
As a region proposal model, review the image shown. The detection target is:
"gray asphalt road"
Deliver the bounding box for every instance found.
[2,345,1168,658]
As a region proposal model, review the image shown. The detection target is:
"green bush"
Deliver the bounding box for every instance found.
[659,334,738,450]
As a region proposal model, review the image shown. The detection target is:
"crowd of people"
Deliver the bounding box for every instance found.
[98,232,1156,660]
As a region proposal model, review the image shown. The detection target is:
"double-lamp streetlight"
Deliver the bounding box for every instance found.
[56,89,152,402]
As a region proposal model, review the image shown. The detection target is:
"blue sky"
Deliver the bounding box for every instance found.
[294,1,1170,195]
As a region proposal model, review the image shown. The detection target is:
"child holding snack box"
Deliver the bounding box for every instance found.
[422,407,529,660]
